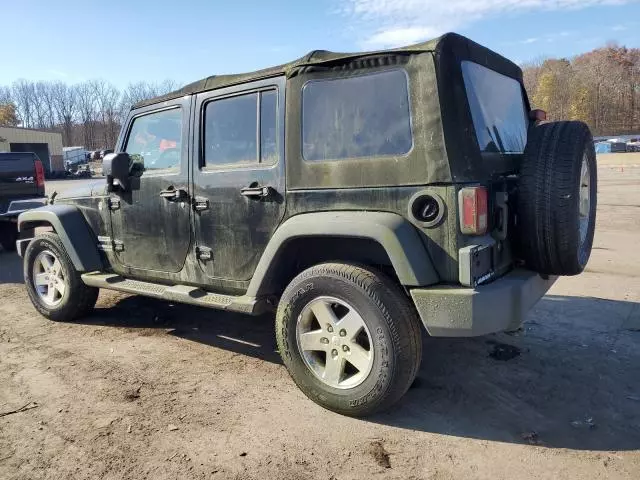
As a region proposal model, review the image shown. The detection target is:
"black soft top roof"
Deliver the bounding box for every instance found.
[133,32,521,109]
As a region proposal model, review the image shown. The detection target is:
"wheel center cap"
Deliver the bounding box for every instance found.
[331,336,340,346]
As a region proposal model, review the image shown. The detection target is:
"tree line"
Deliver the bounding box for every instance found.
[1,42,638,149]
[0,79,178,149]
[523,43,639,137]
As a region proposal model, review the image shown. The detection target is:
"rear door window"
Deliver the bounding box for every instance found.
[203,90,277,167]
[302,69,412,161]
[461,61,528,154]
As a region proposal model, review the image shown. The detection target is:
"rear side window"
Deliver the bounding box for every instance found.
[203,90,277,167]
[302,69,412,161]
[461,61,528,154]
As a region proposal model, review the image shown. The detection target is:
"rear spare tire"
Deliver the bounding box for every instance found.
[517,121,597,275]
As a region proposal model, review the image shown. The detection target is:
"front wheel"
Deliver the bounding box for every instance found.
[24,232,99,321]
[276,263,422,416]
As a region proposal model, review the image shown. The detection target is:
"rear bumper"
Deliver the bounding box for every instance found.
[410,269,557,337]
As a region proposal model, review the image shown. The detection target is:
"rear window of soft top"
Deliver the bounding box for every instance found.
[461,61,528,155]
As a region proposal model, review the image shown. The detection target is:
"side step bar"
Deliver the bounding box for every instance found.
[81,273,268,315]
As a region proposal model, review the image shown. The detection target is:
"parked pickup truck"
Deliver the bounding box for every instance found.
[0,152,47,250]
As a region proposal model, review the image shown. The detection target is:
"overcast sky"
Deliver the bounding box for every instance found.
[2,0,638,88]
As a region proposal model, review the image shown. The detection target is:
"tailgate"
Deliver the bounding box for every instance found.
[0,156,40,212]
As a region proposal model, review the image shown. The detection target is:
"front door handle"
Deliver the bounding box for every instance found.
[240,185,272,199]
[159,186,188,200]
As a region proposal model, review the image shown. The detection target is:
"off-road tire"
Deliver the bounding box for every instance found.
[24,232,99,321]
[517,121,597,275]
[0,223,18,252]
[276,262,422,417]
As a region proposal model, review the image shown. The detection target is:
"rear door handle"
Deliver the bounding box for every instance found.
[240,185,272,199]
[159,186,188,200]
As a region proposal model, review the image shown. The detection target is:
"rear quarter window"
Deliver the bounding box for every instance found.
[302,69,413,161]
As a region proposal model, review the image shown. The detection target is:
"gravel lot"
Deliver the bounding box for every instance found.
[1,161,639,479]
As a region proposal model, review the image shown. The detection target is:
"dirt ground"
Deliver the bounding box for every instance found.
[1,161,639,480]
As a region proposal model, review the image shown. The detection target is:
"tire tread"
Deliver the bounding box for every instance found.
[517,121,597,275]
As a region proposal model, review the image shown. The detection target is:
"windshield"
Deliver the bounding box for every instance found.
[461,61,528,155]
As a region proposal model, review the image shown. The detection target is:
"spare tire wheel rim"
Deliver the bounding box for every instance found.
[296,296,374,389]
[579,153,591,249]
[33,250,66,307]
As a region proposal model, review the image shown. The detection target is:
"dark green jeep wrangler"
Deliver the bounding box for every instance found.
[17,33,597,416]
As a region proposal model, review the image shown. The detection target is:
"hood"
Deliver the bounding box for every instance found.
[53,180,107,201]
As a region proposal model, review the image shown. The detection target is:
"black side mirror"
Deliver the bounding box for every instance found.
[103,152,132,191]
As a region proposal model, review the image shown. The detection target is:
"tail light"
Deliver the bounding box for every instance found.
[458,186,488,235]
[34,160,45,188]
[529,109,547,122]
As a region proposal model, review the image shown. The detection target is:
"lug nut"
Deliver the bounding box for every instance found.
[342,345,350,352]
[326,325,334,333]
[339,329,346,337]
[320,337,329,344]
[331,349,338,358]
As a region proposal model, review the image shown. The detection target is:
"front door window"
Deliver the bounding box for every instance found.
[125,108,182,172]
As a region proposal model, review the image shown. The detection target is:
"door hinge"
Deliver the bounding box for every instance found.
[113,240,125,252]
[108,197,121,210]
[193,197,209,212]
[196,246,213,261]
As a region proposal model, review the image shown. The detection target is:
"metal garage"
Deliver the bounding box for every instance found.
[0,126,64,174]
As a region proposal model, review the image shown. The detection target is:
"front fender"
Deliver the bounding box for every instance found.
[18,204,102,272]
[246,211,439,297]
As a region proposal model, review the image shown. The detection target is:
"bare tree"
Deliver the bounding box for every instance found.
[120,80,178,114]
[157,79,179,95]
[35,82,57,129]
[31,82,50,129]
[76,82,99,149]
[92,80,122,148]
[3,77,181,147]
[0,86,12,104]
[12,79,35,127]
[51,82,78,145]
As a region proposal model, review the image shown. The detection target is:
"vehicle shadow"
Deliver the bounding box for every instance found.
[372,295,640,451]
[4,249,639,453]
[85,293,281,365]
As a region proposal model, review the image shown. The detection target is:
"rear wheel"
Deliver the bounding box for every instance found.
[24,232,99,321]
[276,262,422,416]
[517,121,597,275]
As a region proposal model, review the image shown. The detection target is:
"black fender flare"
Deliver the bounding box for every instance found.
[246,211,439,297]
[17,204,103,272]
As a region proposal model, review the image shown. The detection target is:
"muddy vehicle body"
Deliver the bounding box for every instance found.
[17,33,597,416]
